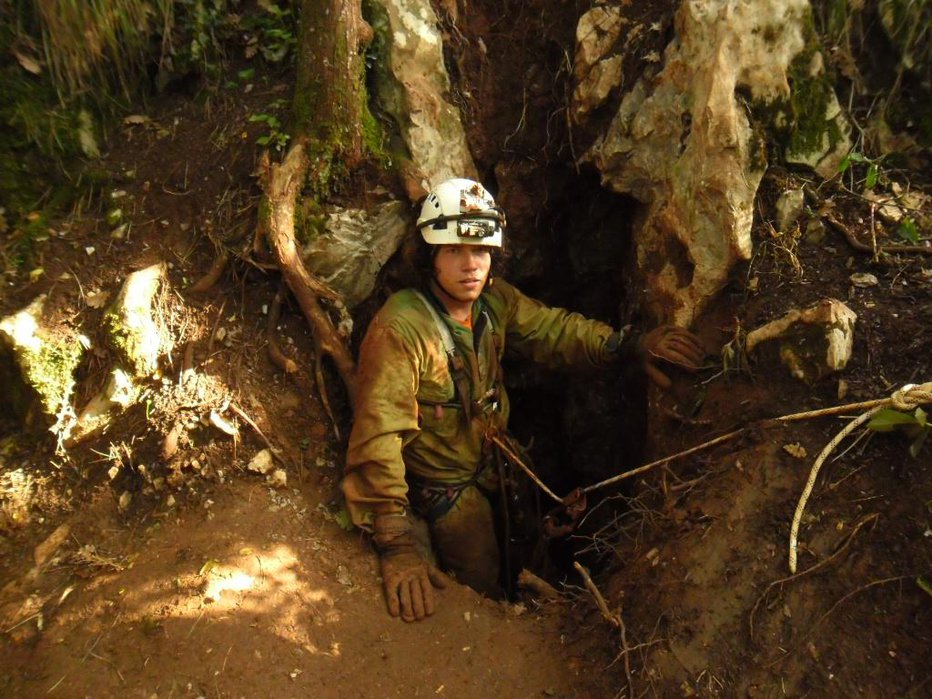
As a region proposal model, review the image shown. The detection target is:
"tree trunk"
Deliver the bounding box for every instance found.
[293,0,372,183]
[255,0,374,411]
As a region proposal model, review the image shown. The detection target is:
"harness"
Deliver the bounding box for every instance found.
[408,290,502,520]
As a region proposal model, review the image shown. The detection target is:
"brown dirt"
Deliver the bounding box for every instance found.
[2,2,931,698]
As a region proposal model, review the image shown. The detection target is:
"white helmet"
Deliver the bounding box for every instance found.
[416,178,505,247]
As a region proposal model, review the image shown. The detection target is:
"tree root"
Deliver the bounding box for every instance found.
[188,250,229,293]
[824,212,932,256]
[749,513,879,641]
[256,143,357,404]
[266,284,298,374]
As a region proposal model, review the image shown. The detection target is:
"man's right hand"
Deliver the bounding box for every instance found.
[373,514,448,622]
[380,548,449,621]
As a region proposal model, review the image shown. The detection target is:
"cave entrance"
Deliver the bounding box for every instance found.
[498,167,648,581]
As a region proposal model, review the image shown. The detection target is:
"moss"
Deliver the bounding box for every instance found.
[784,47,842,159]
[24,339,82,417]
[295,198,328,245]
[104,310,143,375]
[743,8,846,170]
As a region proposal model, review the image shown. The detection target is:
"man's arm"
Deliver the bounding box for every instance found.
[342,321,448,621]
[493,280,704,383]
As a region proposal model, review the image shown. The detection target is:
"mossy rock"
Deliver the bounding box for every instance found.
[0,295,84,432]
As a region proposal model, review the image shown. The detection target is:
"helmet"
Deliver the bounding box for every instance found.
[416,178,505,247]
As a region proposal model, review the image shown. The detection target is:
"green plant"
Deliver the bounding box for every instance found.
[249,99,290,151]
[868,406,929,458]
[837,151,885,191]
[242,1,296,64]
[895,216,920,244]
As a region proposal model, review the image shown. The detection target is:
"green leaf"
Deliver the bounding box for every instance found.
[918,577,932,598]
[865,163,879,189]
[238,68,255,80]
[256,135,271,146]
[868,408,919,432]
[896,217,920,244]
[915,407,928,428]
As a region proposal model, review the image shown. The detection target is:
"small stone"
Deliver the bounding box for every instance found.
[267,469,287,488]
[247,449,276,475]
[849,272,879,288]
[118,491,132,511]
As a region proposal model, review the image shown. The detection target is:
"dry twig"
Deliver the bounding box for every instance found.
[749,513,879,639]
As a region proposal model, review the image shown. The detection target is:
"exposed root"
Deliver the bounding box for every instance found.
[749,513,879,640]
[824,212,932,256]
[256,142,357,401]
[229,402,288,468]
[188,250,228,293]
[266,284,298,374]
[314,351,342,441]
[517,568,561,600]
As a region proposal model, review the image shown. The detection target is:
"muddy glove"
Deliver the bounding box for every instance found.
[373,514,448,622]
[638,325,705,389]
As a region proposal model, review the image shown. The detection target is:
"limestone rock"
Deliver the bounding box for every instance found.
[302,200,409,309]
[0,295,83,435]
[105,263,170,377]
[776,188,806,233]
[572,5,627,122]
[745,299,857,382]
[582,0,851,325]
[368,0,476,194]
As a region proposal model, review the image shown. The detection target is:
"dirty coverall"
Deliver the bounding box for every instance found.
[343,279,627,596]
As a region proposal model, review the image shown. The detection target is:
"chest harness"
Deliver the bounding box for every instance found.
[408,290,504,521]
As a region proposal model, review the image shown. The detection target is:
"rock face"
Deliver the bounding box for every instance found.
[578,0,851,325]
[368,0,477,195]
[301,200,410,309]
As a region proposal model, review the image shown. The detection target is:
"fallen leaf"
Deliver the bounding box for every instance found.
[783,443,808,459]
[13,48,41,74]
[86,290,109,309]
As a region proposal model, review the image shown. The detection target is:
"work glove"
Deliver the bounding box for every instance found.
[638,325,705,389]
[373,514,448,622]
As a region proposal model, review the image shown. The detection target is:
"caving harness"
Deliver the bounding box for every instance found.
[407,290,586,593]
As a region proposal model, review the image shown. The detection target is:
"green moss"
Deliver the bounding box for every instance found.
[743,8,846,170]
[784,47,842,159]
[295,199,328,245]
[24,339,82,416]
[104,310,140,374]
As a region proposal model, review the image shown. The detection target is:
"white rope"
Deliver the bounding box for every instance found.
[787,382,931,573]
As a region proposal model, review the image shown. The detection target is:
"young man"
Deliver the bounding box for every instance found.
[343,178,703,622]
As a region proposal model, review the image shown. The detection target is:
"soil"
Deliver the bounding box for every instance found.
[2,2,931,698]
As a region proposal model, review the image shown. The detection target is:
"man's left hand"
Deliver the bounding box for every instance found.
[639,325,705,389]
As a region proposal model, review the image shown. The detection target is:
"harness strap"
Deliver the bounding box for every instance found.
[413,290,475,419]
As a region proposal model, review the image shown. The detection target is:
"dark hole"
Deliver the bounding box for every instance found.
[502,168,648,586]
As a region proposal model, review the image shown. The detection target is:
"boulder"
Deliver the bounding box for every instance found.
[581,0,851,325]
[0,295,83,436]
[104,263,169,377]
[368,0,477,196]
[301,200,410,309]
[745,299,857,382]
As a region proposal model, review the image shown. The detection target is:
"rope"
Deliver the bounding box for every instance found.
[788,381,931,573]
[502,382,931,523]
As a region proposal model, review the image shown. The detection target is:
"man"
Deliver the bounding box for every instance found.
[343,178,703,622]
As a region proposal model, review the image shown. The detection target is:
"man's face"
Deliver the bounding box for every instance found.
[432,244,492,304]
